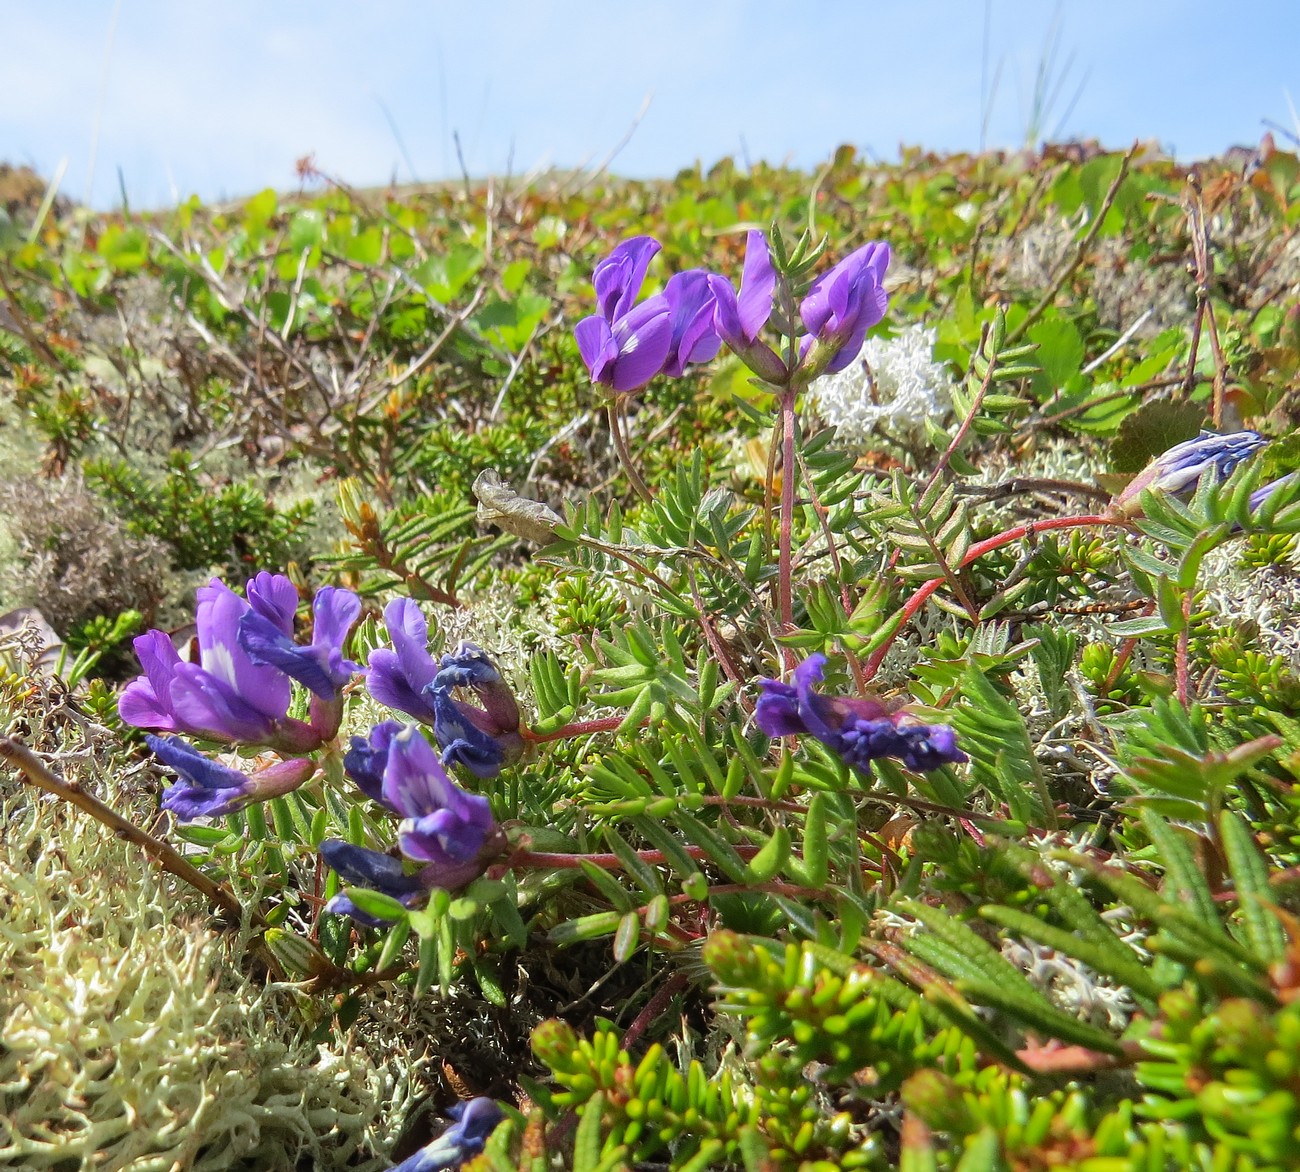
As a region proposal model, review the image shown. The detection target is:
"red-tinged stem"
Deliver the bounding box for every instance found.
[1175,588,1193,705]
[621,972,690,1051]
[863,513,1123,681]
[522,716,626,744]
[508,844,764,871]
[778,387,797,639]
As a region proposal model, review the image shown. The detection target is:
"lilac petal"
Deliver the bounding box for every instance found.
[607,295,673,392]
[399,807,485,864]
[195,580,291,721]
[575,315,618,382]
[169,662,278,743]
[662,270,723,377]
[245,571,299,636]
[736,230,776,342]
[239,609,337,698]
[366,599,440,721]
[312,587,361,655]
[708,273,744,349]
[118,630,184,731]
[381,724,459,818]
[593,236,660,321]
[1250,473,1297,513]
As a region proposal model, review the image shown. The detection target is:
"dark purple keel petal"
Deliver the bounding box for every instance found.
[754,679,806,738]
[239,610,337,698]
[344,720,404,806]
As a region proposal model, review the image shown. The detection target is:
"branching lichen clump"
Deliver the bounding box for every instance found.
[0,787,404,1170]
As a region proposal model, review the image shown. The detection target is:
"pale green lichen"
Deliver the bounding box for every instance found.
[0,682,413,1170]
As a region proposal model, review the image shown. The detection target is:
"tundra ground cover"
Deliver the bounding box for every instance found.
[3,141,1300,1169]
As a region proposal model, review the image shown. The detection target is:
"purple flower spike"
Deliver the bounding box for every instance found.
[239,586,361,699]
[799,241,891,374]
[148,734,315,820]
[1112,430,1269,518]
[575,236,675,393]
[320,839,428,927]
[366,598,441,724]
[390,1098,506,1172]
[662,270,723,377]
[430,642,524,779]
[756,654,966,776]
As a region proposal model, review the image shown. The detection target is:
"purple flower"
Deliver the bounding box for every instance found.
[1250,472,1298,513]
[389,1098,505,1172]
[799,241,891,374]
[1112,430,1269,519]
[344,719,404,805]
[320,839,429,927]
[365,598,441,724]
[430,642,523,779]
[574,236,674,393]
[661,269,723,377]
[324,725,503,924]
[119,575,320,752]
[756,654,966,775]
[380,725,498,867]
[239,586,361,699]
[148,734,315,820]
[707,230,787,384]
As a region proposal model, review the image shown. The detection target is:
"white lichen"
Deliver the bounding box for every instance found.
[808,324,953,449]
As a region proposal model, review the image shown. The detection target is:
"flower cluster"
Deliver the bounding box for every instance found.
[756,654,967,775]
[575,231,891,394]
[365,598,523,779]
[324,723,503,924]
[119,572,360,819]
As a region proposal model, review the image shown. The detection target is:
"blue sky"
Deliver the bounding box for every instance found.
[5,1,1298,210]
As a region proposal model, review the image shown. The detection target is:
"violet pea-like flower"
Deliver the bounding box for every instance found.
[756,654,966,775]
[706,230,787,385]
[389,1098,506,1172]
[239,584,361,740]
[148,734,315,821]
[365,598,442,724]
[325,724,503,925]
[320,839,430,927]
[799,241,891,375]
[1111,429,1269,519]
[429,642,524,779]
[661,269,723,377]
[380,724,499,867]
[119,574,321,753]
[574,236,674,393]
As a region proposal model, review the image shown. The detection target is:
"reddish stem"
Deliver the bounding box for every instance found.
[863,513,1122,681]
[522,716,626,744]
